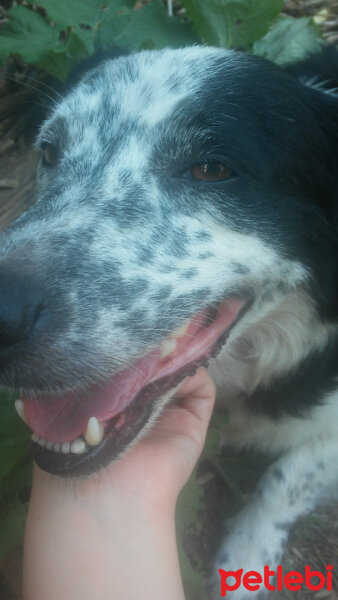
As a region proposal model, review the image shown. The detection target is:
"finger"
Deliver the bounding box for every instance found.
[175,367,216,424]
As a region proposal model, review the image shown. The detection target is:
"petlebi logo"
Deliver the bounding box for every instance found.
[218,564,334,596]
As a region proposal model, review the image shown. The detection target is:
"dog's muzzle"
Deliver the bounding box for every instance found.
[1,273,249,477]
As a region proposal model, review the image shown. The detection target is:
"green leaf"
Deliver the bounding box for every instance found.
[177,473,203,534]
[253,15,322,65]
[0,391,31,481]
[175,421,224,600]
[0,5,59,64]
[0,392,31,557]
[97,0,198,52]
[0,406,31,499]
[38,29,93,80]
[180,0,283,48]
[73,26,96,55]
[176,471,206,600]
[27,0,108,30]
[178,544,206,600]
[0,502,27,560]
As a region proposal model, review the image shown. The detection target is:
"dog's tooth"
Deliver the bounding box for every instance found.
[46,441,54,450]
[84,417,104,446]
[31,433,39,443]
[160,338,177,359]
[61,442,71,453]
[37,437,46,447]
[170,320,190,339]
[71,438,86,454]
[14,399,28,424]
[54,443,61,452]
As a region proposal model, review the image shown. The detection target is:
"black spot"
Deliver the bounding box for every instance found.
[168,229,189,258]
[117,309,162,343]
[168,289,211,312]
[137,246,154,263]
[169,73,184,92]
[151,285,173,302]
[181,268,198,279]
[288,490,299,506]
[280,535,288,550]
[272,466,285,482]
[275,521,288,530]
[158,264,178,274]
[231,262,250,275]
[218,552,229,563]
[127,278,149,295]
[259,289,274,304]
[118,168,136,185]
[255,590,268,599]
[198,251,214,260]
[195,231,212,241]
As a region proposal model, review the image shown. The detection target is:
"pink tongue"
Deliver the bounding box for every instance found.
[23,350,161,443]
[23,298,245,443]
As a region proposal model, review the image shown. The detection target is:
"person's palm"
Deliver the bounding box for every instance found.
[98,367,216,508]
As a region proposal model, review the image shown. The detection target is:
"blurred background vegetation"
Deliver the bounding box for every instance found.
[0,1,337,598]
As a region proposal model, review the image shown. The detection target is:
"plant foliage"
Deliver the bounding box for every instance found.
[253,15,322,65]
[180,0,283,49]
[0,390,31,560]
[0,0,322,81]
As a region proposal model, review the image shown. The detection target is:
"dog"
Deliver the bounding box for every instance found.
[0,45,337,598]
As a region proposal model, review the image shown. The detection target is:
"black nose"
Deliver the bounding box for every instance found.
[0,270,43,347]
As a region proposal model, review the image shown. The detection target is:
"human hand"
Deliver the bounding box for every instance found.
[100,366,216,509]
[24,367,216,600]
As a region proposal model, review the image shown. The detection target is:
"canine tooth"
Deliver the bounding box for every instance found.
[54,443,61,452]
[15,399,28,424]
[46,441,54,450]
[160,338,177,358]
[31,433,39,443]
[61,442,71,453]
[37,437,46,447]
[170,320,190,339]
[71,438,86,454]
[84,417,104,446]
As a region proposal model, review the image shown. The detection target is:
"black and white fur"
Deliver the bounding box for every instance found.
[0,46,337,598]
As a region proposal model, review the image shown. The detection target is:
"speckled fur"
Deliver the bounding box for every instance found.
[1,47,338,598]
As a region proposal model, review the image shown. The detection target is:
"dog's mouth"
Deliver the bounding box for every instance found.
[17,297,248,476]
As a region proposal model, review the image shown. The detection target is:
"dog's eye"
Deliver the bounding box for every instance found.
[188,161,232,182]
[42,143,59,167]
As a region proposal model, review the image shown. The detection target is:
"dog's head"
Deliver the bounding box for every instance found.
[1,47,337,475]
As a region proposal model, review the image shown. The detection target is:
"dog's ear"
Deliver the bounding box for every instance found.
[308,86,337,218]
[305,86,338,320]
[308,86,338,318]
[288,47,338,225]
[287,47,338,319]
[286,45,338,92]
[287,46,338,172]
[286,47,338,153]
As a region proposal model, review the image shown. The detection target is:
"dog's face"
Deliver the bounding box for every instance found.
[1,47,337,475]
